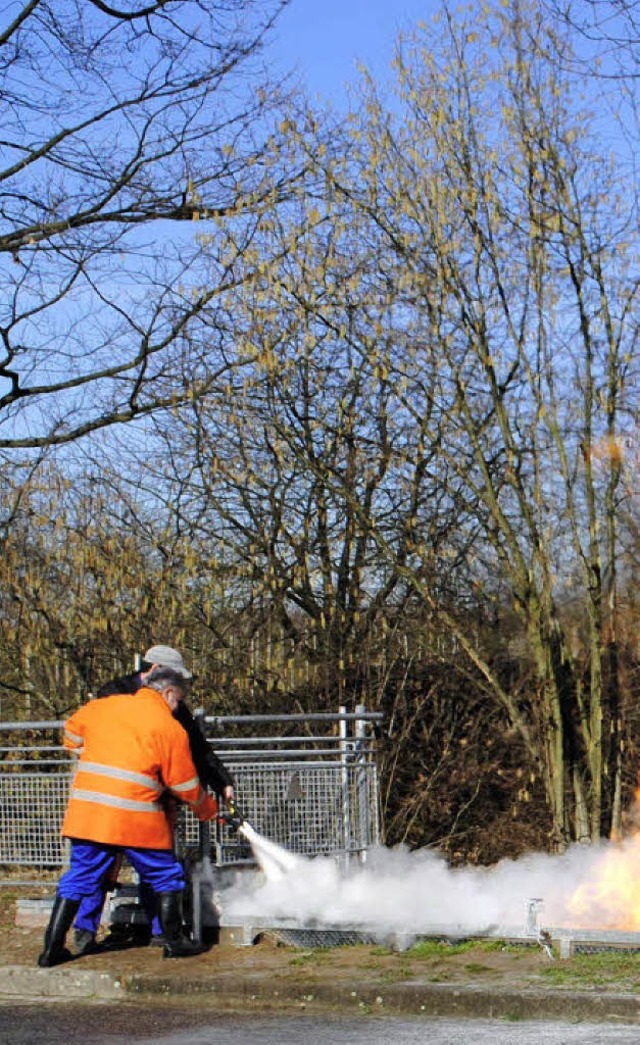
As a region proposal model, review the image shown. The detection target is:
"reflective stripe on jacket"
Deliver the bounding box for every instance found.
[62,687,217,849]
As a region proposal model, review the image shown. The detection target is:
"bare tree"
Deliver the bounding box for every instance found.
[323,0,639,845]
[133,171,472,700]
[544,0,640,75]
[0,0,294,450]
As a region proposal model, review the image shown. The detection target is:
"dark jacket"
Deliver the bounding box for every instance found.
[95,671,234,793]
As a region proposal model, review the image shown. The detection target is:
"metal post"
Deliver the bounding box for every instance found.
[526,898,544,934]
[354,704,370,861]
[339,705,351,871]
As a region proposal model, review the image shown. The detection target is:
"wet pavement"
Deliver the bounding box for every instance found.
[1,1005,640,1045]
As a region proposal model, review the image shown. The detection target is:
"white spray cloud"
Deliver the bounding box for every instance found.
[219,823,640,935]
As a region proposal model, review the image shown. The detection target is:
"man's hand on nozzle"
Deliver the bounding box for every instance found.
[218,793,243,831]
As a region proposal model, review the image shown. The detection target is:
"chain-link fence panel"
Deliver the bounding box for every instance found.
[0,771,71,867]
[0,710,382,879]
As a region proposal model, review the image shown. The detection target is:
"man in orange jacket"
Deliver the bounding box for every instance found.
[38,666,218,967]
[72,643,235,954]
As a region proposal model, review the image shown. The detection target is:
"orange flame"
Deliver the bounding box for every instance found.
[567,795,640,930]
[589,434,624,467]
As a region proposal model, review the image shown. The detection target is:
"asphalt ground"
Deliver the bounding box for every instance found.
[1,1006,640,1045]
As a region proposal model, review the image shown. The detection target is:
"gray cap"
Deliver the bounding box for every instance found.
[143,645,192,680]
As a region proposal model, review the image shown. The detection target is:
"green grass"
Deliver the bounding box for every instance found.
[288,948,333,967]
[406,939,475,958]
[286,939,640,994]
[540,951,640,989]
[377,965,416,983]
[407,938,521,959]
[370,938,533,961]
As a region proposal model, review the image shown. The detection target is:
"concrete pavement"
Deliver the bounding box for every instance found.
[2,961,640,1024]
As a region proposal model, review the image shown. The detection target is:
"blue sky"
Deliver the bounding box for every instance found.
[269,0,439,105]
[267,1,631,160]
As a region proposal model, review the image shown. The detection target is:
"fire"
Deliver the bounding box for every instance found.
[567,800,640,930]
[589,434,624,468]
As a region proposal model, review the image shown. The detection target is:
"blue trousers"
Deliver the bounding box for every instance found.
[61,840,185,935]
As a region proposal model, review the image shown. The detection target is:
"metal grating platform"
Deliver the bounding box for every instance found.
[17,894,640,960]
[214,913,640,958]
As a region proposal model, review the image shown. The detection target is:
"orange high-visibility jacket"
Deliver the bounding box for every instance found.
[62,687,217,849]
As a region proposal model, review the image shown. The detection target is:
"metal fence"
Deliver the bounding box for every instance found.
[0,706,382,880]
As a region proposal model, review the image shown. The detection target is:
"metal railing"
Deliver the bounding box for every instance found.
[0,705,382,881]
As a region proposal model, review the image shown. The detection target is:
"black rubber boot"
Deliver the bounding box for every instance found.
[72,927,97,956]
[158,891,206,958]
[37,895,80,967]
